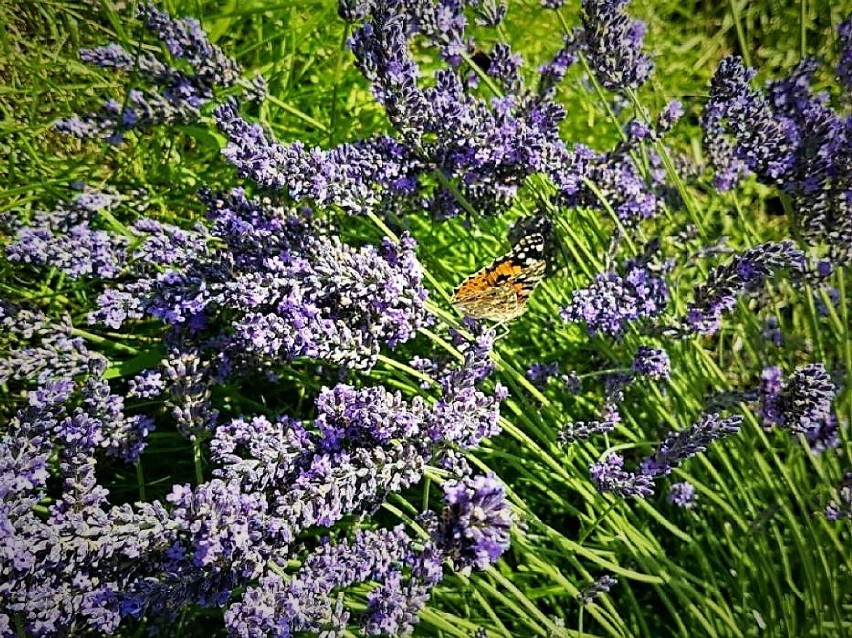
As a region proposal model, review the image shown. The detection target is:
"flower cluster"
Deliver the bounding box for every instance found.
[430,473,513,574]
[561,249,669,338]
[56,4,245,144]
[591,412,741,498]
[702,47,852,262]
[580,0,653,92]
[88,189,429,372]
[577,574,619,604]
[759,364,837,435]
[2,320,509,635]
[667,481,697,508]
[4,189,126,279]
[0,377,162,636]
[678,241,805,335]
[631,345,671,380]
[0,302,106,386]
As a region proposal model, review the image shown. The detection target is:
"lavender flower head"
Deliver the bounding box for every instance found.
[701,56,794,191]
[632,346,671,381]
[434,473,513,574]
[561,252,668,338]
[775,364,836,434]
[526,361,561,388]
[89,190,429,372]
[758,365,784,426]
[5,188,127,280]
[837,17,852,89]
[681,241,805,336]
[667,481,697,508]
[56,3,242,143]
[580,0,653,91]
[0,303,106,386]
[590,452,654,498]
[577,574,618,604]
[640,413,741,478]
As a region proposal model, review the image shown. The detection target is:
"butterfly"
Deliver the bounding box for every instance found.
[451,215,552,322]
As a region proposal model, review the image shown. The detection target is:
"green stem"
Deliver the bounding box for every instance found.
[192,437,204,485]
[136,459,146,501]
[71,328,140,354]
[328,23,350,146]
[729,0,752,68]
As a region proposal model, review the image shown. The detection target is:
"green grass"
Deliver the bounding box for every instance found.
[1,0,850,636]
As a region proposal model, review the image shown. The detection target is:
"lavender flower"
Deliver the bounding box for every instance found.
[657,99,684,132]
[215,101,422,215]
[580,0,653,92]
[667,481,697,508]
[0,379,165,636]
[631,346,670,380]
[538,35,580,96]
[758,365,784,426]
[701,56,794,191]
[577,574,618,604]
[775,364,836,434]
[89,189,429,372]
[5,188,127,280]
[804,413,840,454]
[839,17,852,88]
[526,361,561,388]
[225,526,440,637]
[559,419,617,443]
[56,4,241,143]
[680,241,805,335]
[561,251,668,338]
[590,452,654,498]
[433,473,513,574]
[824,472,852,521]
[702,52,852,261]
[0,303,107,386]
[640,413,742,478]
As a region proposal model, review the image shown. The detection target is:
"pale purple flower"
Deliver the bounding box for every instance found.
[561,251,668,338]
[640,413,742,478]
[4,188,127,279]
[580,0,653,91]
[56,3,242,143]
[577,574,618,603]
[701,56,795,191]
[590,452,654,497]
[526,361,561,388]
[433,473,513,573]
[631,346,670,380]
[0,303,107,386]
[681,241,805,335]
[667,481,696,508]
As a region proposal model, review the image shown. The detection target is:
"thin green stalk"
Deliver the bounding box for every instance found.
[71,328,140,354]
[192,438,203,485]
[136,459,146,501]
[327,23,350,146]
[729,0,752,68]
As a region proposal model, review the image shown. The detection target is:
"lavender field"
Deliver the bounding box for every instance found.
[1,0,850,636]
